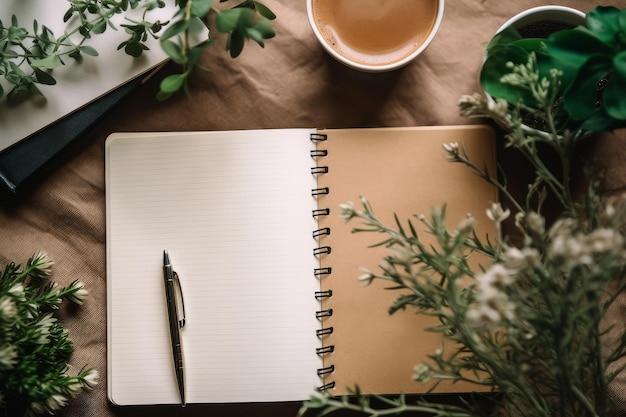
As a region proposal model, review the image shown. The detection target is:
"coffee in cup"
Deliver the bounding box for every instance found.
[307,0,444,72]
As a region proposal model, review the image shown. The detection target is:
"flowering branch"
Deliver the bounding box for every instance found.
[0,252,97,416]
[301,53,626,417]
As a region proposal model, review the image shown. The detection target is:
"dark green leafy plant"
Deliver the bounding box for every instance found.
[0,0,276,101]
[546,6,626,131]
[480,5,626,133]
[0,252,98,416]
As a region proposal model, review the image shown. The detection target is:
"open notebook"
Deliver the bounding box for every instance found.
[105,126,498,405]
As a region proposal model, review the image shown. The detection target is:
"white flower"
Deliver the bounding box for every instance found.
[358,268,375,286]
[525,212,546,236]
[468,264,517,328]
[35,313,57,345]
[66,280,89,305]
[456,214,475,235]
[0,344,17,370]
[45,394,68,411]
[0,296,17,319]
[549,235,592,266]
[487,97,509,117]
[338,201,356,221]
[442,142,459,153]
[81,368,99,390]
[27,251,54,279]
[504,247,541,272]
[467,303,502,327]
[414,363,432,382]
[586,228,623,254]
[8,283,25,300]
[478,264,515,287]
[486,202,510,223]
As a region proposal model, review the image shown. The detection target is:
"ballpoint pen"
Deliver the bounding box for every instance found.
[163,250,186,407]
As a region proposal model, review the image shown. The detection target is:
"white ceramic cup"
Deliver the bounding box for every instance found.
[306,0,445,72]
[494,5,586,36]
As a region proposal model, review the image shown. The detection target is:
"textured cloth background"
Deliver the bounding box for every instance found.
[1,1,625,416]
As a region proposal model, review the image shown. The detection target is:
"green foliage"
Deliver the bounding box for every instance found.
[480,5,626,133]
[301,40,626,417]
[0,0,276,102]
[0,252,97,416]
[546,6,626,131]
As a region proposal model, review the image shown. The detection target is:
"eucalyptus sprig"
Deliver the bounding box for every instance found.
[0,0,276,102]
[0,251,98,417]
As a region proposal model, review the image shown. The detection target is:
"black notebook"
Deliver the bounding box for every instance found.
[105,126,497,405]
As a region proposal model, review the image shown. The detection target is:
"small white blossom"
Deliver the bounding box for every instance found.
[456,214,475,235]
[45,394,68,411]
[80,369,99,390]
[358,268,375,286]
[468,264,517,328]
[27,251,54,279]
[338,201,356,221]
[442,142,459,153]
[66,280,89,305]
[487,97,509,117]
[0,344,17,370]
[525,212,546,236]
[486,202,510,223]
[586,228,623,254]
[35,313,57,345]
[0,296,17,319]
[505,247,541,272]
[8,283,25,300]
[414,363,432,382]
[467,303,502,327]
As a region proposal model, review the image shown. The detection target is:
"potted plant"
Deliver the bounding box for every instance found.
[480,5,626,134]
[0,0,276,101]
[299,5,626,417]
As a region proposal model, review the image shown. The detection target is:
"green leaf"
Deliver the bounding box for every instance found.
[486,25,522,51]
[159,73,185,93]
[156,89,174,101]
[562,54,612,121]
[228,31,244,58]
[34,68,56,85]
[160,39,185,64]
[191,0,214,18]
[253,1,276,20]
[216,8,252,33]
[187,42,212,67]
[160,19,189,41]
[546,27,613,68]
[7,26,28,44]
[252,18,275,39]
[245,28,264,46]
[480,44,532,104]
[604,65,626,120]
[585,6,621,43]
[92,20,107,34]
[30,54,62,70]
[124,41,144,57]
[614,50,626,80]
[79,45,99,57]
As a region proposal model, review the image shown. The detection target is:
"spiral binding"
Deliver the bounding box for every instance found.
[311,133,335,391]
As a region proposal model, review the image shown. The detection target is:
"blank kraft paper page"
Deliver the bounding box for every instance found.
[106,129,321,405]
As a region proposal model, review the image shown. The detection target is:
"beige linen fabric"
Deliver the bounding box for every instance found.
[1,1,624,416]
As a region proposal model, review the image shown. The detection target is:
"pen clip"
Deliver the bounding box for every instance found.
[173,271,186,328]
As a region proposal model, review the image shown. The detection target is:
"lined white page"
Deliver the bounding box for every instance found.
[105,129,321,405]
